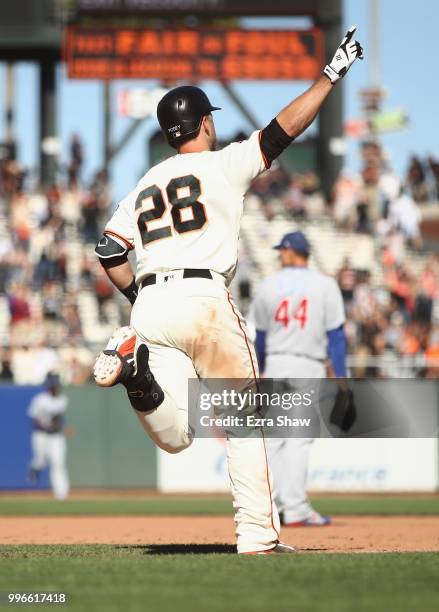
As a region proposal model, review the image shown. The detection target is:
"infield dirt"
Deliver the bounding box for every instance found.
[1,515,439,553]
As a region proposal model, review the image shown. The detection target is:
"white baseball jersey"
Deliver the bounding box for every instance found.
[251,267,345,361]
[27,392,67,431]
[105,130,267,285]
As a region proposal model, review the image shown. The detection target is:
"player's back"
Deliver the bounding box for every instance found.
[254,267,345,361]
[135,151,241,280]
[105,131,266,284]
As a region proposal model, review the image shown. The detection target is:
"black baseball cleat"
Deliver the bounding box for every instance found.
[124,344,165,412]
[94,326,164,413]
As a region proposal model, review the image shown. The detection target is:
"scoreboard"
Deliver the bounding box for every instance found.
[73,0,319,17]
[63,27,323,80]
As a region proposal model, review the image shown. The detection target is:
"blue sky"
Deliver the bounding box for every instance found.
[1,0,438,201]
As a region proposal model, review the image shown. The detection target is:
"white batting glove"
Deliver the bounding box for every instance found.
[324,25,364,83]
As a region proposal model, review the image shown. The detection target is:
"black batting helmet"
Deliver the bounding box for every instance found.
[157,86,221,149]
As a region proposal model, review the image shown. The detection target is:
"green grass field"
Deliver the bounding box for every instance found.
[1,494,439,516]
[1,546,438,612]
[1,495,439,612]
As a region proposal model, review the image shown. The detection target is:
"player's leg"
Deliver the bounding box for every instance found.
[264,437,287,515]
[95,325,196,453]
[265,355,330,526]
[224,434,280,553]
[277,437,314,524]
[48,434,70,501]
[94,281,281,552]
[133,342,197,454]
[93,327,164,414]
[191,288,280,553]
[28,431,49,483]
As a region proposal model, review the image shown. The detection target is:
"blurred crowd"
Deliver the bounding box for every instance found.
[0,135,123,385]
[250,143,439,250]
[0,135,438,384]
[338,255,439,378]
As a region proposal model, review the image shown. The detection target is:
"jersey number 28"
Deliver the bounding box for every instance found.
[274,298,308,329]
[136,174,207,246]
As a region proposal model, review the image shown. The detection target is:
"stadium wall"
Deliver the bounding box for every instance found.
[1,385,438,492]
[158,438,439,493]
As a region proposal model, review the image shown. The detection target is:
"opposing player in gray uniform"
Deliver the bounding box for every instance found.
[250,231,347,526]
[27,373,70,501]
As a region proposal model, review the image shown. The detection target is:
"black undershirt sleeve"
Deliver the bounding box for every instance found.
[260,118,294,167]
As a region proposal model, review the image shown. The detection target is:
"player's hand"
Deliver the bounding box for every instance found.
[324,26,364,83]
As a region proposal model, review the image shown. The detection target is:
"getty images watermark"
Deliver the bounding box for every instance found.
[198,387,314,429]
[187,378,439,439]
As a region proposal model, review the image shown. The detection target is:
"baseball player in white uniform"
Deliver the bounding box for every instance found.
[250,231,347,526]
[27,373,70,501]
[92,28,362,553]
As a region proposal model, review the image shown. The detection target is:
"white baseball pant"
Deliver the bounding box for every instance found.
[30,431,70,501]
[130,272,280,553]
[264,354,325,523]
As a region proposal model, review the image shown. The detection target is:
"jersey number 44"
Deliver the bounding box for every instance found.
[274,298,308,329]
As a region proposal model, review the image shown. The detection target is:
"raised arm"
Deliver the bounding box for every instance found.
[276,76,333,139]
[277,26,363,138]
[260,26,363,165]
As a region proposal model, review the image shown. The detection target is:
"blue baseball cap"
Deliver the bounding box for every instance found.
[273,231,311,254]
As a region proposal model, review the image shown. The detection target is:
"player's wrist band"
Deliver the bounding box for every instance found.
[260,118,294,166]
[323,65,340,83]
[120,277,138,305]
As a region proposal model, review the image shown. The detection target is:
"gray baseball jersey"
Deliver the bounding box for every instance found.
[250,267,345,361]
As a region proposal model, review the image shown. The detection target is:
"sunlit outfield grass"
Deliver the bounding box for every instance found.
[0,545,438,612]
[0,494,439,516]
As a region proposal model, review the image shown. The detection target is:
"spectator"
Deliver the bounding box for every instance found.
[41,281,63,321]
[385,264,415,318]
[389,188,422,249]
[0,346,14,381]
[10,191,31,249]
[283,176,305,219]
[337,257,357,304]
[378,165,400,218]
[94,267,115,321]
[406,156,429,203]
[332,169,361,228]
[62,303,83,341]
[7,283,31,325]
[68,133,83,187]
[357,161,380,233]
[81,191,101,244]
[427,156,439,201]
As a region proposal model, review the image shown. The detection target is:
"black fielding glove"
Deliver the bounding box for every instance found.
[329,388,357,432]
